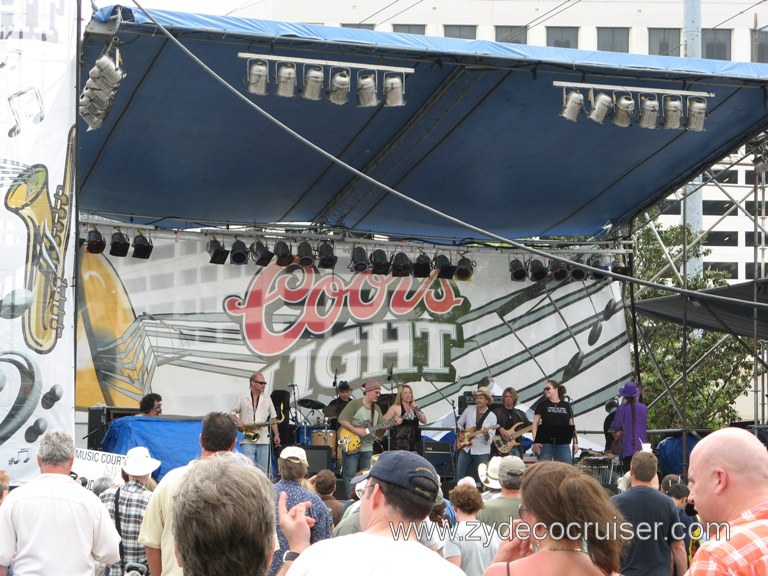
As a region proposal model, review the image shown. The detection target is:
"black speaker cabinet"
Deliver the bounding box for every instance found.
[303,445,334,476]
[86,406,141,450]
[417,440,455,480]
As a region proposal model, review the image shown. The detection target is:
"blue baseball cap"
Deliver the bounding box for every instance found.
[352,450,440,502]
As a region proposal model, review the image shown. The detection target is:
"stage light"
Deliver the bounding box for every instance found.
[350,246,369,272]
[455,257,474,281]
[686,96,707,132]
[412,253,432,278]
[528,258,547,281]
[370,249,391,275]
[663,95,683,129]
[561,90,583,122]
[207,235,229,265]
[391,252,412,277]
[250,241,274,266]
[589,255,609,280]
[274,241,294,266]
[638,94,659,129]
[550,261,568,281]
[79,51,126,131]
[275,63,296,98]
[612,95,634,128]
[247,60,268,95]
[302,66,324,101]
[328,69,351,105]
[317,242,338,269]
[611,259,631,276]
[297,241,315,267]
[383,74,405,107]
[132,231,153,259]
[569,262,587,281]
[86,228,106,254]
[433,254,456,279]
[509,259,527,281]
[109,229,130,257]
[588,92,611,124]
[357,73,379,107]
[230,238,249,265]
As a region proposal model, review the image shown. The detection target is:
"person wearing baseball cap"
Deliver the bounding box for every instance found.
[455,386,498,486]
[276,450,465,575]
[323,380,353,432]
[100,446,161,575]
[477,456,527,536]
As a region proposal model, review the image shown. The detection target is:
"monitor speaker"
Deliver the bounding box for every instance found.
[302,445,334,477]
[416,440,455,480]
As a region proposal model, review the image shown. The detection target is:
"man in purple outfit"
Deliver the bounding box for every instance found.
[610,381,648,472]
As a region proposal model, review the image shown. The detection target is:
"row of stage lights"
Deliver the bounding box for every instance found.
[554,81,714,131]
[78,50,125,131]
[510,256,629,282]
[238,53,414,108]
[82,227,154,259]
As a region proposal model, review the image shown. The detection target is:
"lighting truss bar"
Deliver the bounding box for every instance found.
[552,81,713,98]
[238,52,414,75]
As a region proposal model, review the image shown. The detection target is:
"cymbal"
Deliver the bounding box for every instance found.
[322,405,339,418]
[298,398,326,410]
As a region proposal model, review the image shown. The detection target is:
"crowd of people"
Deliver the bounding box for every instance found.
[1,381,767,576]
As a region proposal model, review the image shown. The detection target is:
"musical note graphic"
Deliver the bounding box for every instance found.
[7,87,45,138]
[8,448,29,466]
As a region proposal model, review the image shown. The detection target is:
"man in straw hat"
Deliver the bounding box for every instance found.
[100,446,161,576]
[455,387,497,485]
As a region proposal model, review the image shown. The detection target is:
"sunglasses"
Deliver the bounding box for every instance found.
[543,386,553,391]
[251,380,267,384]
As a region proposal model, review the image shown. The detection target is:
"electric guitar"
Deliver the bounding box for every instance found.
[338,418,399,454]
[456,425,500,450]
[493,422,534,454]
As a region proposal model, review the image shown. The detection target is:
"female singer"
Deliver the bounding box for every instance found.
[483,461,628,576]
[383,384,427,451]
[531,380,577,464]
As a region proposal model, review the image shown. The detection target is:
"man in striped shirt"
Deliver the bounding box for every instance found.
[686,427,768,576]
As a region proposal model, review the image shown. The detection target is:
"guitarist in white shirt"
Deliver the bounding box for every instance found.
[455,387,497,485]
[492,387,532,458]
[337,380,399,499]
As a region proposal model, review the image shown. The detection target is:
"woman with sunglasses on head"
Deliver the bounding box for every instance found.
[484,461,629,576]
[382,384,427,452]
[531,380,577,464]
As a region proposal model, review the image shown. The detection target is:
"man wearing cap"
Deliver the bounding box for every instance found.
[609,381,648,472]
[455,387,497,485]
[277,451,465,576]
[100,446,161,576]
[0,430,120,576]
[269,447,333,576]
[325,380,352,431]
[477,456,526,536]
[338,379,396,499]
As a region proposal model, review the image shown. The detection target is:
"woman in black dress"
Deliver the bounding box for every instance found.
[383,384,427,451]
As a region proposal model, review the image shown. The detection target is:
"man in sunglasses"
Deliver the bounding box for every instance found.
[230,372,281,473]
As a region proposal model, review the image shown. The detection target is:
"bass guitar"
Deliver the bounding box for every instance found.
[456,425,500,450]
[338,418,398,454]
[492,422,534,454]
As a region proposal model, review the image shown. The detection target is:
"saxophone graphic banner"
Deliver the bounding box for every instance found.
[75,240,632,449]
[0,0,78,484]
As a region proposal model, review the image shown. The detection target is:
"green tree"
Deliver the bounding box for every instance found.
[628,221,753,431]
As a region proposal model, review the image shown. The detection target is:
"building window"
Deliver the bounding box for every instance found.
[547,27,578,49]
[649,28,681,56]
[392,24,425,35]
[444,25,476,39]
[746,262,768,279]
[705,231,738,246]
[753,29,768,62]
[746,232,767,246]
[341,23,375,30]
[705,262,737,279]
[702,29,731,60]
[703,200,736,216]
[597,28,629,53]
[745,201,768,216]
[659,201,681,215]
[746,170,768,186]
[495,25,527,44]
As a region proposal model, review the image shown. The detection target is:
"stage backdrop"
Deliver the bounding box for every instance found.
[76,238,632,453]
[0,0,78,485]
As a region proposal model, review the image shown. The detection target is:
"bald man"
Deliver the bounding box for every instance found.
[686,427,768,576]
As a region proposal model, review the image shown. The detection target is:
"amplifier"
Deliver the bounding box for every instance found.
[87,406,141,450]
[417,440,455,480]
[302,445,334,477]
[458,391,502,415]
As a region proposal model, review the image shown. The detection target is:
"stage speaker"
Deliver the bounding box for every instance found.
[334,478,348,500]
[87,406,141,450]
[303,445,334,477]
[417,440,455,480]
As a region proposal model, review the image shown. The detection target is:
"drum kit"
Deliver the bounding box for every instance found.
[296,398,340,467]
